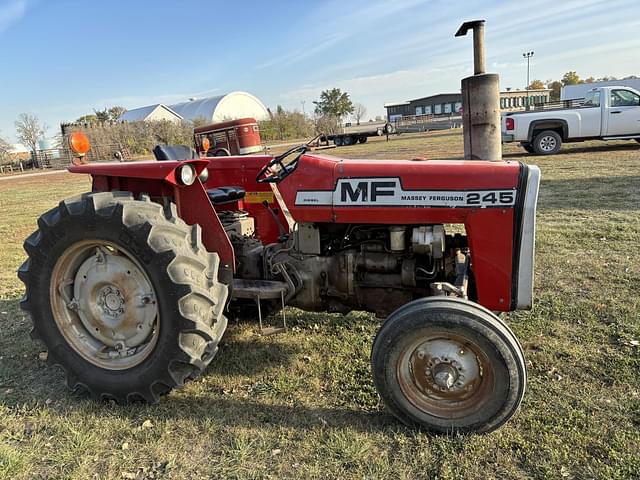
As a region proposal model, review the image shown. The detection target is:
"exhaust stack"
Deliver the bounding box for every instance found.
[455,20,502,161]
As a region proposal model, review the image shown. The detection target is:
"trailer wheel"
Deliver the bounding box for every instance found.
[334,137,343,147]
[358,136,368,144]
[371,297,526,434]
[532,130,562,155]
[19,192,228,404]
[208,148,230,156]
[343,136,354,146]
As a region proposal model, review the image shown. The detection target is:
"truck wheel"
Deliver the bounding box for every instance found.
[521,143,535,154]
[334,137,343,147]
[18,192,228,404]
[371,297,526,434]
[532,130,562,155]
[358,136,368,144]
[343,136,354,146]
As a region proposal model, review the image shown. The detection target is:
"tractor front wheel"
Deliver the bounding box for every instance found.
[19,192,228,403]
[371,297,526,433]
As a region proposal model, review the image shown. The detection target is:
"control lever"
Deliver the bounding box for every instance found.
[262,200,288,242]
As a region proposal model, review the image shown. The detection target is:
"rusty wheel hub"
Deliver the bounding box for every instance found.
[397,333,494,419]
[50,242,159,370]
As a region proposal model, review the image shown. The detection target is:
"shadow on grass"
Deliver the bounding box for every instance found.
[538,175,640,211]
[0,297,395,433]
[503,141,640,159]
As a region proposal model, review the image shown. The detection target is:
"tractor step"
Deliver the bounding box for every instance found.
[232,279,288,335]
[232,279,288,300]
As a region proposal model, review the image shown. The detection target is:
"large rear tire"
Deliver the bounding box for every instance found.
[371,297,526,434]
[18,192,228,403]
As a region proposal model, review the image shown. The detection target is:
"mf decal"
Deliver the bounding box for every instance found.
[295,177,516,208]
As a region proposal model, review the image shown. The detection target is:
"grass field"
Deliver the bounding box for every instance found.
[0,131,639,479]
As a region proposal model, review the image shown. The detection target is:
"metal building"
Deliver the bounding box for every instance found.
[168,92,269,123]
[118,104,183,123]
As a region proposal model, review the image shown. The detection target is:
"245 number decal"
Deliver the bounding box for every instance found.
[467,190,515,207]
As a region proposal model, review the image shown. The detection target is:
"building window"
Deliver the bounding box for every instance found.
[416,106,423,115]
[444,103,452,113]
[425,105,432,114]
[455,102,462,112]
[434,104,442,114]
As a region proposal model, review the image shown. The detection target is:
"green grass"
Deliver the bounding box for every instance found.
[0,131,639,479]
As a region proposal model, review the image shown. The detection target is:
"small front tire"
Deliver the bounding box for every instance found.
[371,297,526,434]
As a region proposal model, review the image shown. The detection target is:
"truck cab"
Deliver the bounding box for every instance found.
[502,86,640,154]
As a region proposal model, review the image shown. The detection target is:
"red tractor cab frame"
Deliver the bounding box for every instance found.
[194,118,263,157]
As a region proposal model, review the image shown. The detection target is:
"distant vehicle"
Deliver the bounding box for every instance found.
[501,86,640,154]
[194,118,263,156]
[325,121,395,146]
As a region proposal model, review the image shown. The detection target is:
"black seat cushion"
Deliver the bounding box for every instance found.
[207,186,246,205]
[153,144,198,161]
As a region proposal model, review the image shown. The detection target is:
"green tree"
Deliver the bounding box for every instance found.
[584,77,596,84]
[548,81,563,101]
[561,71,582,86]
[527,79,545,90]
[76,114,98,123]
[313,88,354,119]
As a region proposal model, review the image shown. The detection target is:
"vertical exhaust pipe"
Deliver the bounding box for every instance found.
[456,20,502,161]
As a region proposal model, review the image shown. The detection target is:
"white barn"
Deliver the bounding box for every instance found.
[168,91,269,123]
[118,104,183,123]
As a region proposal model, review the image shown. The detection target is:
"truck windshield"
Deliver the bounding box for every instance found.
[583,91,600,107]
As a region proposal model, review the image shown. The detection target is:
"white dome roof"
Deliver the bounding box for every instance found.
[169,91,269,122]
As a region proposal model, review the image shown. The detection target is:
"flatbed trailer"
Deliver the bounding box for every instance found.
[324,122,395,146]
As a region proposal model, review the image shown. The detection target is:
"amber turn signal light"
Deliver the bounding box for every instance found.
[201,137,210,153]
[68,132,91,156]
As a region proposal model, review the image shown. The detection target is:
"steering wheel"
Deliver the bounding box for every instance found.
[256,144,307,183]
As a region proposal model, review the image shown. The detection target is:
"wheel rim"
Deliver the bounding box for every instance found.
[396,332,495,419]
[50,240,159,370]
[539,135,557,152]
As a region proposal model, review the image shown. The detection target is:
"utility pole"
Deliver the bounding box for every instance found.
[301,100,306,117]
[523,51,534,109]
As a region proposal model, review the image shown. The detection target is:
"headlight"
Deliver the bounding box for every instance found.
[177,164,196,185]
[198,167,209,183]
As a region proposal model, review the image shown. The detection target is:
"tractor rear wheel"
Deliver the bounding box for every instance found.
[371,297,526,434]
[19,191,228,404]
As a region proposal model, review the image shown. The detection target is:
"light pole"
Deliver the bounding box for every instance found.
[523,51,534,109]
[301,100,306,117]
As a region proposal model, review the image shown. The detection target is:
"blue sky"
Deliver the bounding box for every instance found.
[1,0,639,141]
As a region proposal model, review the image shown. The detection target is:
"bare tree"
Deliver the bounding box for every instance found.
[352,103,367,125]
[15,113,47,157]
[0,134,11,161]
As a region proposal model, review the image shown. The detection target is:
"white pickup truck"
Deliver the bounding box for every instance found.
[501,86,640,154]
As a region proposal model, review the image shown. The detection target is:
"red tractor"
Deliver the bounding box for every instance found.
[19,132,540,434]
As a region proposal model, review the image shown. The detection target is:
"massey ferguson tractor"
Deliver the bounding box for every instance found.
[19,131,540,434]
[18,22,540,434]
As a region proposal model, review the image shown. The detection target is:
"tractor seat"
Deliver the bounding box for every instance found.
[207,186,245,205]
[153,144,198,161]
